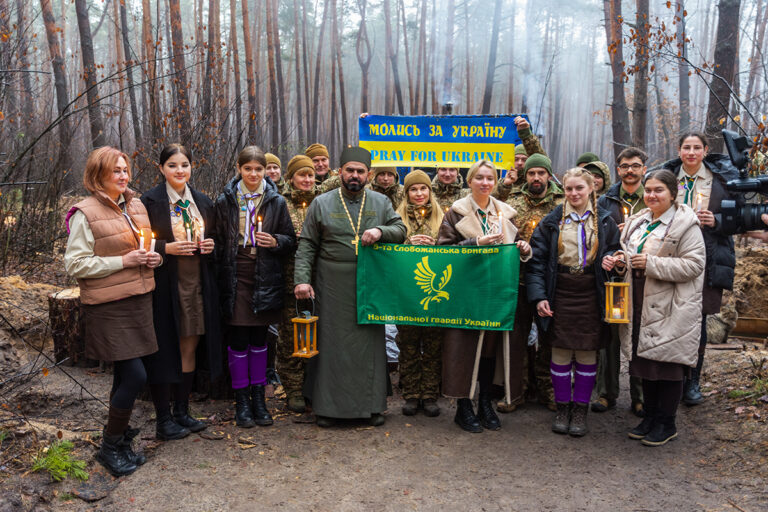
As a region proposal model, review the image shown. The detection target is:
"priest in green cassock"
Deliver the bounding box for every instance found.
[294,146,407,427]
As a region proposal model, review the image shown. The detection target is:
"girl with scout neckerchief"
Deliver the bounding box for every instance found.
[394,170,445,418]
[215,146,296,428]
[141,144,222,441]
[526,167,620,437]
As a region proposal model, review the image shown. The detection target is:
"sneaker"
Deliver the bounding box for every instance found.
[590,397,616,413]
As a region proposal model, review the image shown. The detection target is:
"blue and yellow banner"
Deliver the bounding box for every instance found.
[358,114,526,169]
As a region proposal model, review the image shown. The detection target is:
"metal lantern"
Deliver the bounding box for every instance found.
[605,280,630,324]
[292,301,318,358]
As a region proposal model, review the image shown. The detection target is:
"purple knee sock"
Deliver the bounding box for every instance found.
[248,345,267,386]
[573,362,598,405]
[228,347,249,389]
[550,361,573,404]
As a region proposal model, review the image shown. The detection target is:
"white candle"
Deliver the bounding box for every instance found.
[185,223,192,242]
[199,220,205,242]
[149,232,156,252]
[612,307,622,320]
[257,216,263,233]
[139,232,145,250]
[695,194,703,212]
[623,207,629,225]
[498,211,504,238]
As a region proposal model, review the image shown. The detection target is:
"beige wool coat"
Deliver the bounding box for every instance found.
[618,204,705,367]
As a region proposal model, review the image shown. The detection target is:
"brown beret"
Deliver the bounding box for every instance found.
[286,155,315,181]
[305,143,329,159]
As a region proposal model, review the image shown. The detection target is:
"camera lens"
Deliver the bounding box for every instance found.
[741,203,768,231]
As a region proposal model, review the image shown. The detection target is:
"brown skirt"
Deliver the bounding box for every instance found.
[176,255,205,337]
[83,293,158,362]
[544,272,603,351]
[629,275,688,381]
[230,247,280,326]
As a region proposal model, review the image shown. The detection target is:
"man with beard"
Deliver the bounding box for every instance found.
[507,154,565,411]
[368,167,404,209]
[593,147,648,417]
[305,143,335,185]
[294,146,407,427]
[494,116,546,202]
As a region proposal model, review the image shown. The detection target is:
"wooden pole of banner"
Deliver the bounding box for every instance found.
[503,330,511,405]
[468,330,485,400]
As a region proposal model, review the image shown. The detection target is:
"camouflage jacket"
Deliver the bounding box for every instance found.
[431,173,469,211]
[401,203,440,242]
[319,172,342,194]
[282,184,320,294]
[493,126,546,202]
[368,182,404,210]
[508,180,565,243]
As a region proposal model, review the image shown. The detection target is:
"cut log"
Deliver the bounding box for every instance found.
[48,288,98,368]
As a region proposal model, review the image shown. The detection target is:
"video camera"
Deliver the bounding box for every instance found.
[720,129,768,234]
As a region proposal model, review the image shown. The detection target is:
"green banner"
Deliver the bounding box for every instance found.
[357,243,520,331]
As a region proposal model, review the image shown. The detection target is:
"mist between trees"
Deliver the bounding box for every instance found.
[0,0,764,273]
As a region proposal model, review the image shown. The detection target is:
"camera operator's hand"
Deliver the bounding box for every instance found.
[746,213,768,242]
[696,209,716,228]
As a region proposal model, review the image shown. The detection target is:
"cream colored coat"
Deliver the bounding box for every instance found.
[618,204,705,367]
[449,194,527,253]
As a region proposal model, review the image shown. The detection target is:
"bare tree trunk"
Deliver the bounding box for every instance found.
[442,0,455,111]
[383,0,404,114]
[676,0,691,132]
[15,0,34,119]
[506,5,516,113]
[202,0,218,124]
[301,0,311,141]
[429,0,438,113]
[40,0,72,177]
[705,0,740,152]
[603,0,632,161]
[229,0,243,147]
[142,0,161,143]
[311,0,328,142]
[400,0,414,113]
[293,0,304,143]
[168,0,190,143]
[241,0,257,142]
[119,1,142,146]
[265,0,279,149]
[464,1,471,113]
[335,0,348,145]
[481,0,503,114]
[356,0,372,113]
[74,0,107,148]
[414,0,426,114]
[271,0,288,153]
[329,0,338,154]
[745,0,767,127]
[631,0,649,149]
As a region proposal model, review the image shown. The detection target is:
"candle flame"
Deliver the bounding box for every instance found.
[151,232,155,238]
[258,216,262,222]
[623,207,628,215]
[302,202,306,208]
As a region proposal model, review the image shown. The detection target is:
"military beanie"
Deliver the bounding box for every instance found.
[265,153,281,168]
[286,155,314,181]
[403,170,432,191]
[373,166,398,180]
[515,143,527,158]
[305,143,329,159]
[340,146,371,169]
[576,152,600,166]
[524,153,552,175]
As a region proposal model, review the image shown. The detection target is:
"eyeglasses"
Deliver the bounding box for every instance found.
[617,163,644,171]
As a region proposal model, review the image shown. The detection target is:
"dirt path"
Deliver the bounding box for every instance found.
[2,348,767,511]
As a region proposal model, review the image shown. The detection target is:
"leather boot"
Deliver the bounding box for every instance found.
[551,402,570,435]
[370,413,385,427]
[287,395,306,413]
[641,415,678,446]
[683,354,704,406]
[476,392,501,431]
[173,401,207,433]
[234,387,256,428]
[568,403,589,437]
[422,399,440,417]
[119,427,146,466]
[628,403,656,440]
[401,398,419,416]
[156,410,191,440]
[454,398,482,433]
[250,385,274,426]
[96,434,137,477]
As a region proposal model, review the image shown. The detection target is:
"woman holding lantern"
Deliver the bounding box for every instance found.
[64,147,161,476]
[603,169,705,446]
[395,170,445,417]
[526,167,620,437]
[141,144,221,440]
[437,160,531,433]
[215,146,296,428]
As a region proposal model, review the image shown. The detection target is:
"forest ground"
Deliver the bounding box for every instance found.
[0,341,766,512]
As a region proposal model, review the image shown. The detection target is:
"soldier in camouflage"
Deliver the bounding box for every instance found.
[276,155,320,413]
[431,167,469,211]
[394,170,445,417]
[368,167,404,209]
[494,116,546,202]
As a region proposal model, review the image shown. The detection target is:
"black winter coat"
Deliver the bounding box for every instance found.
[655,154,738,298]
[140,184,223,383]
[215,176,296,320]
[525,205,620,333]
[597,182,629,227]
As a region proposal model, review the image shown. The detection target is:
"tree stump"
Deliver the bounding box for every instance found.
[48,288,98,368]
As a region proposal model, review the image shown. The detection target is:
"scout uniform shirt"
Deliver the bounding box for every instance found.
[166,183,204,242]
[558,202,597,268]
[676,163,713,211]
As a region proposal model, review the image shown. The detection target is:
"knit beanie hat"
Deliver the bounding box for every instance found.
[515,144,527,157]
[373,167,398,180]
[576,152,600,166]
[403,170,432,191]
[265,153,281,168]
[524,153,553,175]
[305,143,329,159]
[286,155,314,181]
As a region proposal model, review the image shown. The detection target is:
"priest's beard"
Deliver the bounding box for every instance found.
[342,177,364,192]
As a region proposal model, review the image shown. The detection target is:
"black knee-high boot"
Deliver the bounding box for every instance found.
[476,358,501,430]
[173,372,206,432]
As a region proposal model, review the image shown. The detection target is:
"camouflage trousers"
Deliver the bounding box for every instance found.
[396,325,442,400]
[276,297,306,399]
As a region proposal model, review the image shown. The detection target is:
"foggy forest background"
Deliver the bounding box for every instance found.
[0,0,763,272]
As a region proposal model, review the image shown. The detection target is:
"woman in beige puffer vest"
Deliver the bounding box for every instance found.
[603,169,705,447]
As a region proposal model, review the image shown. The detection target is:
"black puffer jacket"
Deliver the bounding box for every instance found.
[525,205,620,333]
[654,154,738,294]
[214,176,296,320]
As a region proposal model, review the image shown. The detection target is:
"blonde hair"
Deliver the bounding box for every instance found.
[395,183,444,237]
[466,160,498,185]
[83,146,131,194]
[558,167,599,265]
